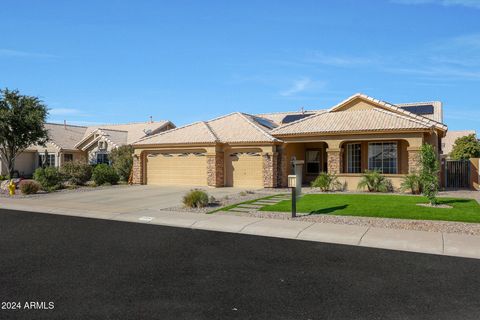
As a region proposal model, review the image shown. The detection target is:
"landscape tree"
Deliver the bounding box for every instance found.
[110,145,134,182]
[0,88,49,178]
[450,134,480,160]
[419,144,440,205]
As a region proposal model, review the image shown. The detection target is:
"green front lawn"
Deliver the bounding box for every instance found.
[260,194,480,223]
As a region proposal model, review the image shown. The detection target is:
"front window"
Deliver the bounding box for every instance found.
[96,153,109,164]
[39,154,56,167]
[346,143,361,173]
[64,154,73,163]
[306,150,321,174]
[368,142,397,174]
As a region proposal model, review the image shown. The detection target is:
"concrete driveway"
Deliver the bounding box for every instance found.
[2,185,249,214]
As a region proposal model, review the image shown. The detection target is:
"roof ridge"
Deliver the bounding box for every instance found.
[46,122,88,129]
[270,111,326,133]
[134,121,208,144]
[202,121,220,142]
[96,128,129,133]
[94,120,169,126]
[256,109,325,116]
[237,112,279,142]
[396,101,441,106]
[372,108,431,128]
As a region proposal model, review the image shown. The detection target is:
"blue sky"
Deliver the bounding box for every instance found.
[1,0,479,132]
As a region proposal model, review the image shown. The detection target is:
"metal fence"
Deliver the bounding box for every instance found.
[445,160,470,189]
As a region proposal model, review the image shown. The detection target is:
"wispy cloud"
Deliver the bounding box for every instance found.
[0,48,58,58]
[280,78,316,96]
[305,51,373,67]
[49,108,82,116]
[391,0,480,9]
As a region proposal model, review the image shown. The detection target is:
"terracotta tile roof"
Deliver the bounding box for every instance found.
[134,112,279,145]
[256,110,326,125]
[271,108,432,136]
[43,123,88,150]
[83,121,173,144]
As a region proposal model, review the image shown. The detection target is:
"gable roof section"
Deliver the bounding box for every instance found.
[82,121,173,144]
[271,108,433,136]
[328,93,447,131]
[43,123,88,150]
[256,109,326,125]
[134,112,279,146]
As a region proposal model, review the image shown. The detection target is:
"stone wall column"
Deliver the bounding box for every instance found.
[263,152,278,188]
[207,152,224,187]
[407,148,421,173]
[131,153,143,184]
[327,148,341,174]
[277,147,288,187]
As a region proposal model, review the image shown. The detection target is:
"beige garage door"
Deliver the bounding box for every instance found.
[226,151,263,188]
[146,152,207,186]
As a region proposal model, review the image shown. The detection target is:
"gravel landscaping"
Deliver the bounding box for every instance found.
[222,209,480,236]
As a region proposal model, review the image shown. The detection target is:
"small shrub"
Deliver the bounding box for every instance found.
[19,180,40,195]
[357,170,391,192]
[33,167,63,191]
[60,161,92,186]
[209,195,217,204]
[183,189,209,208]
[92,164,119,186]
[239,191,247,196]
[420,144,440,205]
[311,172,342,192]
[0,174,6,181]
[110,145,134,182]
[400,173,423,194]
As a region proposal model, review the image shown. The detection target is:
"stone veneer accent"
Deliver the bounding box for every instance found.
[263,152,278,188]
[131,154,143,184]
[408,149,421,173]
[277,147,288,187]
[327,149,342,174]
[207,152,224,187]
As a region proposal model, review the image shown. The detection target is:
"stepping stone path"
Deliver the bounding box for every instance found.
[229,194,292,213]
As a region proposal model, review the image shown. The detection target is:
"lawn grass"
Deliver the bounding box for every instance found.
[207,194,283,214]
[260,194,480,223]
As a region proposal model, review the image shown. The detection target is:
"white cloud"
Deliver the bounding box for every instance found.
[391,0,480,9]
[0,48,58,58]
[49,108,81,116]
[280,78,313,96]
[305,52,373,67]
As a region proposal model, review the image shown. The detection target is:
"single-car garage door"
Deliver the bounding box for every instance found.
[225,150,263,188]
[146,152,207,186]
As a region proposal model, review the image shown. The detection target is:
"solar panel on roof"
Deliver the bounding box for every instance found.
[401,105,434,115]
[252,116,277,129]
[282,113,314,124]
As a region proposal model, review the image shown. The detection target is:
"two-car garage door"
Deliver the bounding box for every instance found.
[146,152,207,186]
[145,149,264,187]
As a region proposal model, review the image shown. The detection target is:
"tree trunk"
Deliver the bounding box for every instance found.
[8,157,15,179]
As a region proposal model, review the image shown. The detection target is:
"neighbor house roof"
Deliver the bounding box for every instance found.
[42,123,88,150]
[442,130,477,155]
[134,112,279,145]
[76,120,174,149]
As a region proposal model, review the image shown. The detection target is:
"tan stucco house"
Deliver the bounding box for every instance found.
[131,93,447,190]
[0,120,175,177]
[441,130,477,157]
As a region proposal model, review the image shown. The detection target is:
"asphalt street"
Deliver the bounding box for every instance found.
[1,209,480,320]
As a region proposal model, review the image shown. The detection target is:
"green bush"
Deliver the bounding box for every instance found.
[357,170,392,192]
[311,172,342,192]
[182,189,209,208]
[33,167,63,191]
[419,144,440,205]
[19,180,40,195]
[60,161,92,186]
[0,174,6,181]
[92,164,119,186]
[400,173,423,194]
[110,145,134,182]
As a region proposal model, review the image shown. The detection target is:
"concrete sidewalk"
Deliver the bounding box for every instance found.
[2,201,480,259]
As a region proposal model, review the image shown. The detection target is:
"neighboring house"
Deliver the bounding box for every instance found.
[131,93,447,191]
[0,120,175,177]
[441,130,477,157]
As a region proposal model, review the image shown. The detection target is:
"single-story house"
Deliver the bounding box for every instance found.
[131,93,447,190]
[0,120,175,177]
